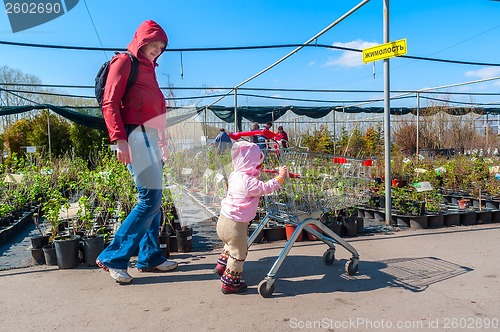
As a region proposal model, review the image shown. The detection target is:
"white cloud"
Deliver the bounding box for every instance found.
[464,67,500,79]
[324,39,378,68]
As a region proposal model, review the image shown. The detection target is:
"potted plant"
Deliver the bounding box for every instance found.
[391,186,428,229]
[40,188,63,266]
[30,212,50,264]
[42,188,80,269]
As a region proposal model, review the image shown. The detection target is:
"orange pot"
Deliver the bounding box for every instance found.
[305,224,323,241]
[285,224,303,242]
[458,198,470,210]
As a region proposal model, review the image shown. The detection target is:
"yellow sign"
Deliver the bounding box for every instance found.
[362,38,407,64]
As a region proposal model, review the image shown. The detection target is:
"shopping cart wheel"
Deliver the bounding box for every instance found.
[258,279,275,298]
[345,259,359,275]
[322,249,335,265]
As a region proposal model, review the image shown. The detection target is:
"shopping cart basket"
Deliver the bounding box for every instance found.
[229,129,373,297]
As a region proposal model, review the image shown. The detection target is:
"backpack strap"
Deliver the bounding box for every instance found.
[125,52,139,90]
[111,51,138,95]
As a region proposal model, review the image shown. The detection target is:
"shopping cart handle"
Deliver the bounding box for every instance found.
[229,128,276,140]
[262,169,300,178]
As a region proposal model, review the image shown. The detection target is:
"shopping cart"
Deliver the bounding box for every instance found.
[229,129,373,297]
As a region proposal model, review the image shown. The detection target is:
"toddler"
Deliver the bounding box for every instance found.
[214,141,287,294]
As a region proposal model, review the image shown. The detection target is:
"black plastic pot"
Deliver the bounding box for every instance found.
[159,234,170,258]
[159,223,172,258]
[356,217,364,234]
[444,212,461,226]
[31,235,50,249]
[31,248,45,264]
[176,227,193,253]
[342,217,357,236]
[43,245,57,266]
[476,210,492,224]
[409,215,428,229]
[263,226,286,242]
[247,224,264,244]
[459,211,477,226]
[169,235,178,252]
[81,235,104,267]
[428,214,444,228]
[54,235,80,269]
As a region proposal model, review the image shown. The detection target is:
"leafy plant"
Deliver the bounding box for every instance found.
[41,188,64,242]
[77,195,94,236]
[391,186,425,215]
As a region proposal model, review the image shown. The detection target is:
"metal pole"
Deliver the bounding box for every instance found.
[234,88,239,131]
[47,110,52,158]
[416,92,420,160]
[486,113,489,152]
[203,106,207,137]
[383,0,391,227]
[333,109,337,154]
[294,118,297,142]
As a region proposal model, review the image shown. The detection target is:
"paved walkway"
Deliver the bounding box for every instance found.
[1,223,499,331]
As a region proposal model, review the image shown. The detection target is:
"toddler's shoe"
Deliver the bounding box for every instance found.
[213,263,225,277]
[137,260,178,272]
[221,281,248,294]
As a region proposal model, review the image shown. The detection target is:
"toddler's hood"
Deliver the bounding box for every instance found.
[231,141,263,175]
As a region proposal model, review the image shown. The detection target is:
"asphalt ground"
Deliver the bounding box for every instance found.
[0,223,499,331]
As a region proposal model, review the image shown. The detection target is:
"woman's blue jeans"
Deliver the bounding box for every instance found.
[97,128,166,270]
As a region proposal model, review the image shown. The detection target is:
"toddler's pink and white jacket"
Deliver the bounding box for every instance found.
[220,141,283,223]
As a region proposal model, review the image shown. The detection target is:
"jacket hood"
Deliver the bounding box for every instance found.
[231,141,263,176]
[128,20,168,63]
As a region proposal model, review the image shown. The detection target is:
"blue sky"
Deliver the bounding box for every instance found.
[1,0,500,108]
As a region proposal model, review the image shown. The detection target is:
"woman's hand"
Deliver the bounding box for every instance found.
[116,139,131,164]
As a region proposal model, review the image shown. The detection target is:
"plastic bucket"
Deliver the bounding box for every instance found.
[176,228,193,253]
[43,245,58,266]
[285,224,303,242]
[31,235,50,249]
[305,224,323,241]
[82,235,104,267]
[54,236,80,269]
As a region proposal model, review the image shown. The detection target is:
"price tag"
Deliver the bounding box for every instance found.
[414,181,433,192]
[203,169,213,178]
[215,173,225,183]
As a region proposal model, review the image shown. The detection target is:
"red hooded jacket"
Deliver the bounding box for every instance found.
[102,20,168,146]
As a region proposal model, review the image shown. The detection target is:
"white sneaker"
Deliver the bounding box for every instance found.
[154,260,178,271]
[109,268,133,283]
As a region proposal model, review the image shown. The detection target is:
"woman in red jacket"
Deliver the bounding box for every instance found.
[96,20,177,283]
[274,126,289,149]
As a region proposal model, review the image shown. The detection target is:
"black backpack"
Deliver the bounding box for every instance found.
[95,51,139,108]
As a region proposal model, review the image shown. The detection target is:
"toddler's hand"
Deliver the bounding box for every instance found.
[279,165,288,178]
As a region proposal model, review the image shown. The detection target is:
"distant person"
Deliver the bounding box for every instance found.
[250,122,266,150]
[213,141,288,294]
[263,121,273,149]
[214,128,232,153]
[274,126,289,149]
